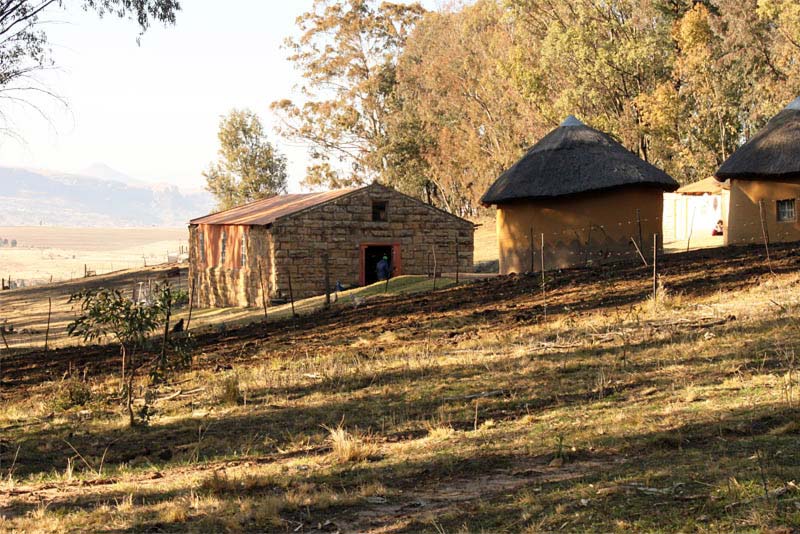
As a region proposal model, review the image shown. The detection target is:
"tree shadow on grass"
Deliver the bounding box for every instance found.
[5,402,797,533]
[391,405,800,533]
[5,242,798,392]
[5,311,796,485]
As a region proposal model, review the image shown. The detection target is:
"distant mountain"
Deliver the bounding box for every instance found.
[0,166,214,227]
[79,162,150,188]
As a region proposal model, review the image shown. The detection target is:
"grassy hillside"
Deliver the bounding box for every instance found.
[1,244,800,532]
[0,268,455,351]
[473,216,498,264]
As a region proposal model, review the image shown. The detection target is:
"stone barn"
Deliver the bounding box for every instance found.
[481,116,679,274]
[189,183,474,307]
[715,96,800,246]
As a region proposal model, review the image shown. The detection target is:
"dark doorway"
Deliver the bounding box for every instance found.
[363,245,393,285]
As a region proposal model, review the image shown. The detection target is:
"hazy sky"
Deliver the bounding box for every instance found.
[0,1,325,192]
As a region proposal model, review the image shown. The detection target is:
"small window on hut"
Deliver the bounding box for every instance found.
[372,201,388,222]
[220,230,228,264]
[777,199,796,222]
[241,233,247,266]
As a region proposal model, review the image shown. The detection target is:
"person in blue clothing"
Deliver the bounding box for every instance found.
[376,254,391,281]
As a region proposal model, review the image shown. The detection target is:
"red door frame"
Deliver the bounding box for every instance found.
[359,242,402,286]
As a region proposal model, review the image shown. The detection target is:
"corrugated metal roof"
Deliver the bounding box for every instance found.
[190,188,358,226]
[676,177,729,195]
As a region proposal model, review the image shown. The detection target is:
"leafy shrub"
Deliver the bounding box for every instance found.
[53,379,92,410]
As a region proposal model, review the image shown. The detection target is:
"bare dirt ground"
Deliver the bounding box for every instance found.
[1,243,799,532]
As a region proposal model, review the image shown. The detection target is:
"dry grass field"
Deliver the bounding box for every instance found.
[1,243,799,532]
[472,217,498,265]
[0,226,188,284]
[0,266,456,351]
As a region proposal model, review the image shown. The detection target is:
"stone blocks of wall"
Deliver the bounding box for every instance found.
[190,184,475,307]
[270,184,474,299]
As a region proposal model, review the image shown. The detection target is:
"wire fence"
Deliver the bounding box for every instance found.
[1,249,189,290]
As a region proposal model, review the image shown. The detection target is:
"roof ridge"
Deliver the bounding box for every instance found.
[560,115,585,127]
[785,96,800,111]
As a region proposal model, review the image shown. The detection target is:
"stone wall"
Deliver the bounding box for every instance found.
[270,184,474,299]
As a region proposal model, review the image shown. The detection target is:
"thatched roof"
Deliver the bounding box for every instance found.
[481,116,678,205]
[676,177,729,195]
[716,97,800,181]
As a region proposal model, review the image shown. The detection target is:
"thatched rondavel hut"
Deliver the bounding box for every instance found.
[481,116,679,274]
[715,96,800,245]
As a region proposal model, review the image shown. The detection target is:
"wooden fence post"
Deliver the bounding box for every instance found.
[529,226,535,273]
[0,324,10,352]
[636,208,643,252]
[652,233,658,306]
[432,245,438,291]
[186,275,196,331]
[44,297,52,352]
[541,233,547,320]
[686,206,697,252]
[160,284,172,370]
[758,199,774,274]
[323,252,331,307]
[0,325,8,382]
[455,237,460,284]
[258,260,269,320]
[288,269,296,317]
[630,237,648,267]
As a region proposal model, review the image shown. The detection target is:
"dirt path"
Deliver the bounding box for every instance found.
[338,458,617,533]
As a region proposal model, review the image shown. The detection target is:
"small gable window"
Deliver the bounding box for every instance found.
[372,201,388,222]
[777,199,796,222]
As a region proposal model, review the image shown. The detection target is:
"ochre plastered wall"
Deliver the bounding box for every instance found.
[496,186,664,274]
[189,184,474,307]
[724,179,800,246]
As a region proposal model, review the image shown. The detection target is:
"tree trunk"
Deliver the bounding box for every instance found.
[126,347,137,427]
[120,344,127,386]
[160,286,172,373]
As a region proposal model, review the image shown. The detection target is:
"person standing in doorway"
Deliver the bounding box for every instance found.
[376,254,391,281]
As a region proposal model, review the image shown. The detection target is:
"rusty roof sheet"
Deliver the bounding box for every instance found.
[190,188,358,226]
[676,177,729,195]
